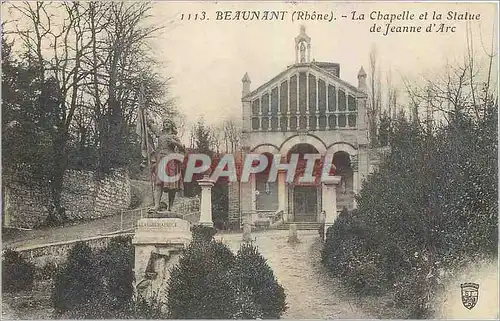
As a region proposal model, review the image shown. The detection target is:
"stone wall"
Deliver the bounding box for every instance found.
[171,196,200,214]
[228,181,240,223]
[3,169,132,229]
[15,233,134,269]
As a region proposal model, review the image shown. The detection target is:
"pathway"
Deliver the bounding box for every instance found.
[216,230,403,319]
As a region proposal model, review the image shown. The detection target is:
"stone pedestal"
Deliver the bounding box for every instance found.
[322,176,342,240]
[132,218,192,303]
[288,223,299,243]
[277,169,288,218]
[198,176,215,227]
[242,213,252,242]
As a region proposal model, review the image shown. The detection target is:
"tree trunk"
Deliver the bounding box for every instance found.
[46,129,69,225]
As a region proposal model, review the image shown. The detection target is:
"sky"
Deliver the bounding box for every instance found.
[147,1,498,128]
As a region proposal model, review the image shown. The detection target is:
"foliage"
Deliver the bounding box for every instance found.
[1,37,60,185]
[52,242,101,314]
[190,224,217,243]
[212,183,229,229]
[52,237,135,318]
[166,238,237,319]
[2,1,176,225]
[377,111,391,147]
[1,249,35,293]
[36,261,59,281]
[95,236,135,311]
[322,103,498,316]
[321,209,385,295]
[232,243,287,318]
[166,233,287,319]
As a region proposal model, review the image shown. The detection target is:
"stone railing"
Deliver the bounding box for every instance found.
[269,209,285,227]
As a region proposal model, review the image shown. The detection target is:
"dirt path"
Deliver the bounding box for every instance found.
[216,230,406,319]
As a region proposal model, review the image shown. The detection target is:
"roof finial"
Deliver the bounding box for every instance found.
[242,72,251,97]
[295,25,311,64]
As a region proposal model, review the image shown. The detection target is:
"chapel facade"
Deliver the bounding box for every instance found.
[228,26,382,227]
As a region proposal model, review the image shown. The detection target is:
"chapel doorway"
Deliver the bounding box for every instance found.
[293,186,317,222]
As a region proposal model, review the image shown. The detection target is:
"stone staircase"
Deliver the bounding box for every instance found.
[274,221,322,231]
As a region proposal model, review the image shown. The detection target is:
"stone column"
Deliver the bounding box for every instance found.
[198,176,214,227]
[322,176,342,239]
[352,171,359,209]
[351,155,359,209]
[277,169,288,220]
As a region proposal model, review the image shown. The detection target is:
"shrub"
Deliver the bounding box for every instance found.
[166,234,287,319]
[322,108,498,316]
[191,224,217,243]
[322,209,386,295]
[318,223,325,239]
[232,243,287,318]
[36,261,58,281]
[52,242,101,314]
[166,239,236,319]
[95,236,135,311]
[2,249,35,293]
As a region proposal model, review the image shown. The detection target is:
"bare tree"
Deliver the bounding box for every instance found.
[367,45,382,146]
[11,2,97,223]
[220,117,242,153]
[7,1,174,224]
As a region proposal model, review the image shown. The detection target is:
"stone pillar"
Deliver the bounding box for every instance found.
[198,176,214,227]
[352,171,359,209]
[277,169,288,219]
[288,223,298,243]
[133,218,191,303]
[351,155,359,209]
[322,176,342,239]
[242,214,252,242]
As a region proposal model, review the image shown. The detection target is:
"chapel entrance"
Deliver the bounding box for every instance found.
[293,186,317,222]
[287,143,321,222]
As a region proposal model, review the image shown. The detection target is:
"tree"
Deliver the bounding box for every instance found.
[220,117,242,153]
[191,118,213,157]
[1,36,60,185]
[377,111,391,147]
[322,46,498,317]
[5,2,175,225]
[367,45,382,146]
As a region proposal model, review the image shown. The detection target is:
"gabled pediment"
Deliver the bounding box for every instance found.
[243,63,365,102]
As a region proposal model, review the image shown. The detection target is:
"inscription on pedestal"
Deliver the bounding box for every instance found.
[133,218,191,245]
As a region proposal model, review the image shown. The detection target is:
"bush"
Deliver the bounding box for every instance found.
[232,243,287,318]
[322,211,385,295]
[191,224,217,243]
[322,108,498,316]
[52,237,135,318]
[52,242,101,314]
[166,238,236,319]
[95,236,135,312]
[2,249,35,293]
[166,233,287,319]
[36,261,58,281]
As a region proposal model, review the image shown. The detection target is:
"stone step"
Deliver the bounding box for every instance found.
[274,222,322,230]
